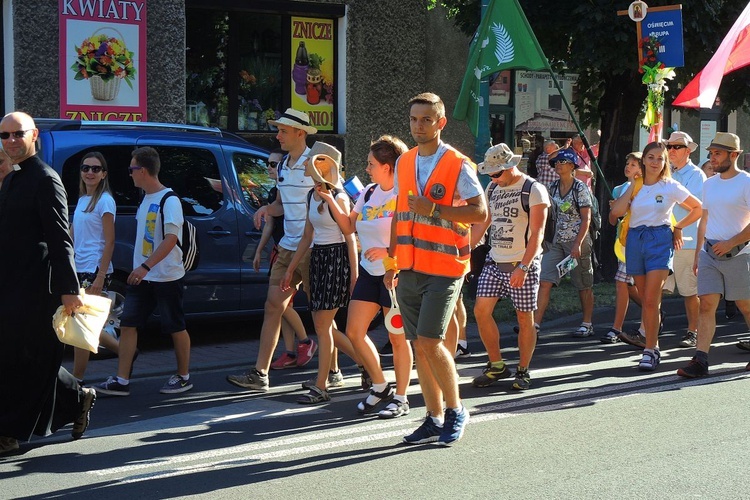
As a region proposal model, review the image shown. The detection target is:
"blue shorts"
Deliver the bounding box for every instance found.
[121,279,186,335]
[351,265,390,308]
[625,225,673,276]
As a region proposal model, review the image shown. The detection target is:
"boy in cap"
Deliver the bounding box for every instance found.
[662,131,706,348]
[470,144,550,390]
[678,132,750,377]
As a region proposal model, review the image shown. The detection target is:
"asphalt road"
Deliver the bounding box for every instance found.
[2,300,749,499]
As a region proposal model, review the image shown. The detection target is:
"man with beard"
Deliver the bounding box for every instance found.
[677,133,750,377]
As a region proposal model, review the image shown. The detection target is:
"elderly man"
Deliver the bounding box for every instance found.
[677,133,750,377]
[535,139,560,188]
[662,131,706,348]
[0,112,94,454]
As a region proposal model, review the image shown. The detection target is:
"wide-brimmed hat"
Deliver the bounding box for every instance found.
[268,108,318,134]
[477,143,521,175]
[304,141,343,189]
[549,148,579,168]
[707,132,743,154]
[663,131,698,152]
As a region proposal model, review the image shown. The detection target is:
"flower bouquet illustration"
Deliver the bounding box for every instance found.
[71,27,136,101]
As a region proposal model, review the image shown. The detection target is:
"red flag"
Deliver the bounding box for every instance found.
[673,2,750,108]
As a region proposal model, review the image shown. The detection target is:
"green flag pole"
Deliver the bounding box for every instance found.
[475,0,492,164]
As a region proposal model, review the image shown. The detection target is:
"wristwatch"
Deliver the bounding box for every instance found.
[517,263,530,272]
[433,205,441,219]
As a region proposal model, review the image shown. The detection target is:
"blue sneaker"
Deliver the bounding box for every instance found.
[403,415,443,445]
[437,406,470,446]
[160,374,193,394]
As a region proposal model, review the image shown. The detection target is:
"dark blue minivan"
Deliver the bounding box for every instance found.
[37,119,279,318]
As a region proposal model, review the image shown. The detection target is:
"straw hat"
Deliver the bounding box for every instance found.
[268,108,318,134]
[707,132,743,154]
[304,141,343,189]
[663,131,698,152]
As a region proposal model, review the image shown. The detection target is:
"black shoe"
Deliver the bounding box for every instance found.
[72,387,96,439]
[725,301,738,319]
[736,339,750,352]
[676,357,708,378]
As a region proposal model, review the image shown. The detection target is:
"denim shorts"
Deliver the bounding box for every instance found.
[351,265,390,308]
[121,278,186,335]
[625,225,673,276]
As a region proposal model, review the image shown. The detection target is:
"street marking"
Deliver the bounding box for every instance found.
[88,367,749,484]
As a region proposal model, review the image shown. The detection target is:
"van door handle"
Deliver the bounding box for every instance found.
[207,230,231,236]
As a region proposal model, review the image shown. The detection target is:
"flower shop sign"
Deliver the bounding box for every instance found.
[291,16,335,132]
[59,0,147,121]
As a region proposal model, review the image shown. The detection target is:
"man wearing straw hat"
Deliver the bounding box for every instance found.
[662,131,706,349]
[677,132,750,377]
[227,108,320,392]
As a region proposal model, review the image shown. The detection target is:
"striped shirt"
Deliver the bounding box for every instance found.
[278,147,315,251]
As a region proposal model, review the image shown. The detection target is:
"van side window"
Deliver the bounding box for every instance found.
[61,146,144,214]
[150,146,224,216]
[232,153,275,209]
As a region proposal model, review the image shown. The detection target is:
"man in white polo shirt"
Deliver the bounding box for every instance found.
[226,109,317,392]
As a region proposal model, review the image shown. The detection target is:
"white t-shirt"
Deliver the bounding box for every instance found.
[277,148,315,251]
[73,192,116,273]
[309,190,348,245]
[629,179,690,228]
[703,171,750,253]
[487,176,550,263]
[134,188,185,281]
[354,183,396,276]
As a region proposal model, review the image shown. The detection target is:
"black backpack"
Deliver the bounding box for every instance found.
[159,191,200,271]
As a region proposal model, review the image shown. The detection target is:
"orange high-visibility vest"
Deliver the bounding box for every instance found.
[395,147,472,278]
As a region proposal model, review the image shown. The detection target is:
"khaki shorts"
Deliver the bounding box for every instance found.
[663,248,698,296]
[269,246,311,294]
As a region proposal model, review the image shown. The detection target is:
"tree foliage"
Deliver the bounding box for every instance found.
[430,0,750,275]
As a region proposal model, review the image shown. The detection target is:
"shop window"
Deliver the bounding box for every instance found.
[186,4,340,133]
[186,11,282,132]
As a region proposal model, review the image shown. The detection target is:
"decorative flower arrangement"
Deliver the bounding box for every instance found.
[638,35,675,130]
[263,108,278,121]
[71,34,136,89]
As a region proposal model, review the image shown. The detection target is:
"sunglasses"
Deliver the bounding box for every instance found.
[489,170,506,179]
[0,130,31,140]
[666,145,688,150]
[554,159,573,165]
[80,164,104,173]
[128,165,143,172]
[268,161,279,169]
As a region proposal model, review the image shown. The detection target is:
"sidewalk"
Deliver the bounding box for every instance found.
[63,296,700,384]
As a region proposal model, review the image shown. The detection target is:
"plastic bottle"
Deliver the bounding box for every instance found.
[293,42,309,95]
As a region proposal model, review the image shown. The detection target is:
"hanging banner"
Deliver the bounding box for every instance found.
[59,0,147,121]
[290,16,335,132]
[514,71,579,133]
[641,7,685,68]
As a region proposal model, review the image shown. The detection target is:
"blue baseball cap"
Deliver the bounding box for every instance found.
[549,148,579,168]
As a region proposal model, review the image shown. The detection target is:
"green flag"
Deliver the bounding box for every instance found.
[453,0,548,137]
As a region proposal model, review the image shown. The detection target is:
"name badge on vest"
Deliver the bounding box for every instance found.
[430,183,446,200]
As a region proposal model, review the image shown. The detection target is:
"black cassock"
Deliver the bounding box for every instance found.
[0,155,82,440]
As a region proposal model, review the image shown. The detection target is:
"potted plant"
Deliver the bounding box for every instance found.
[71,29,136,101]
[306,54,324,105]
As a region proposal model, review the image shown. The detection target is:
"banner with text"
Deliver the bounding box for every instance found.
[291,16,335,132]
[514,71,579,133]
[59,0,147,121]
[642,7,684,68]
